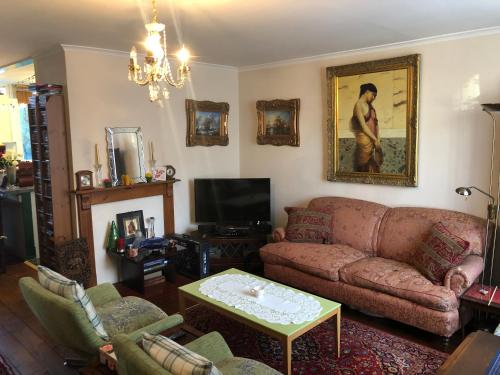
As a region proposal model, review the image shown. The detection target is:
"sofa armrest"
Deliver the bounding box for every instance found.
[126,313,184,343]
[444,255,483,297]
[86,283,122,306]
[185,331,233,364]
[273,227,286,242]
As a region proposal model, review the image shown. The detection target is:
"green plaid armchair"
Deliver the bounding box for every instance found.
[113,331,282,375]
[19,277,183,364]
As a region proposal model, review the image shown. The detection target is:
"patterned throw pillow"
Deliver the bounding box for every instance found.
[284,207,333,244]
[37,266,109,340]
[413,222,471,284]
[142,332,221,375]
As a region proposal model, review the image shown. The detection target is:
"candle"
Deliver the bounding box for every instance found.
[150,141,155,161]
[95,144,100,165]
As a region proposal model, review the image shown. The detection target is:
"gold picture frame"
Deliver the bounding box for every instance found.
[327,54,420,186]
[257,99,300,146]
[186,99,229,147]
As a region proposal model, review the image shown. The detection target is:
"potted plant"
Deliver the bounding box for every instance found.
[145,171,153,183]
[102,178,112,188]
[0,152,19,186]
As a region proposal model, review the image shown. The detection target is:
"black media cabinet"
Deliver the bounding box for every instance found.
[189,230,269,275]
[109,248,175,293]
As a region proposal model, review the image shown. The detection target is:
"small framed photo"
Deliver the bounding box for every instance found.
[257,99,300,146]
[186,99,229,146]
[152,166,166,181]
[75,170,93,190]
[117,210,145,245]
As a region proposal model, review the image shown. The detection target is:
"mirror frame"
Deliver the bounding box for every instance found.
[105,127,146,186]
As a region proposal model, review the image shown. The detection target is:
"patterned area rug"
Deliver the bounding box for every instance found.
[0,353,15,375]
[186,307,448,374]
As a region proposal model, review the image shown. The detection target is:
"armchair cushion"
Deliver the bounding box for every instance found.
[38,266,109,340]
[142,332,221,375]
[216,357,282,375]
[412,222,470,284]
[96,296,168,338]
[284,207,333,244]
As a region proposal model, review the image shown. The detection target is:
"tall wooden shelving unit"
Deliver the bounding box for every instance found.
[28,89,73,269]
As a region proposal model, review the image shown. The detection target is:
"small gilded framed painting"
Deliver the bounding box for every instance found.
[256,99,300,146]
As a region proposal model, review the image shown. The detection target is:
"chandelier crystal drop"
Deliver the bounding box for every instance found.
[128,0,191,102]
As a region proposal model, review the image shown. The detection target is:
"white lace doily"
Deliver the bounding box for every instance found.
[199,274,322,325]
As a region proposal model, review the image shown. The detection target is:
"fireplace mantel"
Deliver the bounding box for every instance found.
[73,180,178,286]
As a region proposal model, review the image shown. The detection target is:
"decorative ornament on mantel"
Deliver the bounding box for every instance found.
[128,0,191,102]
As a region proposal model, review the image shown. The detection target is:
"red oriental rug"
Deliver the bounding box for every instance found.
[185,307,448,374]
[0,353,15,375]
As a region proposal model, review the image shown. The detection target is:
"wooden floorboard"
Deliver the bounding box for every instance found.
[1,259,489,374]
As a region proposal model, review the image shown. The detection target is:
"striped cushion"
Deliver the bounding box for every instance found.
[37,266,109,340]
[142,332,221,375]
[412,222,470,284]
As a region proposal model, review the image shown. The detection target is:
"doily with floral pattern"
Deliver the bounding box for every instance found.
[199,274,322,324]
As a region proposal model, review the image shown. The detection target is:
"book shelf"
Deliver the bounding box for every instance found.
[28,90,73,269]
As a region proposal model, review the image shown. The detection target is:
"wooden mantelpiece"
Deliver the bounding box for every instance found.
[73,180,178,286]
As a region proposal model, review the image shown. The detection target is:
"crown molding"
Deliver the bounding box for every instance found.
[60,44,238,71]
[239,26,500,72]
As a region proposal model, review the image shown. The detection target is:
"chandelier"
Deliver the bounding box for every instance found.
[128,0,191,102]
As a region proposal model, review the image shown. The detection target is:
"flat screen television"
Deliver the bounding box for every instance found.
[194,178,270,225]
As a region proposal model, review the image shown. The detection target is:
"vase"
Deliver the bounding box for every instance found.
[107,221,119,252]
[6,166,16,186]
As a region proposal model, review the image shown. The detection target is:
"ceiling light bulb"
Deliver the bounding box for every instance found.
[176,46,190,64]
[145,33,161,52]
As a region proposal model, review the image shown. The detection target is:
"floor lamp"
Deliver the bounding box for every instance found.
[456,103,500,295]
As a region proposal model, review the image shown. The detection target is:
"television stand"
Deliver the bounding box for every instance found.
[215,224,251,237]
[189,230,270,274]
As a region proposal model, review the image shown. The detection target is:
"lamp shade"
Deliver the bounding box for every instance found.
[456,187,472,196]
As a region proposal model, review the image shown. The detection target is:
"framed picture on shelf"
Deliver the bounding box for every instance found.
[152,166,166,181]
[185,99,229,146]
[256,99,300,146]
[117,210,145,245]
[326,54,420,186]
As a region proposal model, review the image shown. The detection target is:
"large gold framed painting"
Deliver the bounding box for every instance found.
[327,54,420,186]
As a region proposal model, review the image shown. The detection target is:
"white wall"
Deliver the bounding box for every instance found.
[239,32,500,227]
[62,47,239,283]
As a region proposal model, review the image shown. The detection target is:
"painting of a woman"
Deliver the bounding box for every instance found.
[351,83,383,172]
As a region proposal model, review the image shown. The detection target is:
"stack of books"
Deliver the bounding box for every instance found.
[28,84,63,95]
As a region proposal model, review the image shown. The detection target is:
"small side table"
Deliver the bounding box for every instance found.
[461,283,500,337]
[109,248,176,293]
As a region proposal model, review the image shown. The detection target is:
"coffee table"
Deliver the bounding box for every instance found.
[178,268,341,375]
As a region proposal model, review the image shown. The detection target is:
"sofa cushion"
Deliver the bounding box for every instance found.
[142,332,220,375]
[284,207,333,243]
[339,257,458,312]
[377,207,485,263]
[308,197,389,255]
[97,296,167,338]
[38,266,109,340]
[412,222,470,284]
[260,242,368,282]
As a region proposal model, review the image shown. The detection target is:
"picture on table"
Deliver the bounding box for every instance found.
[117,210,145,245]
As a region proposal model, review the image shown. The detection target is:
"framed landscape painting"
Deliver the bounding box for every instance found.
[326,54,420,186]
[257,99,300,146]
[186,99,229,146]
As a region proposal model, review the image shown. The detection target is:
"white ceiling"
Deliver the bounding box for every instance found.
[2,0,500,69]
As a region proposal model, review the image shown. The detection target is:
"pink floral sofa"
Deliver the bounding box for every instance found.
[260,197,486,338]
